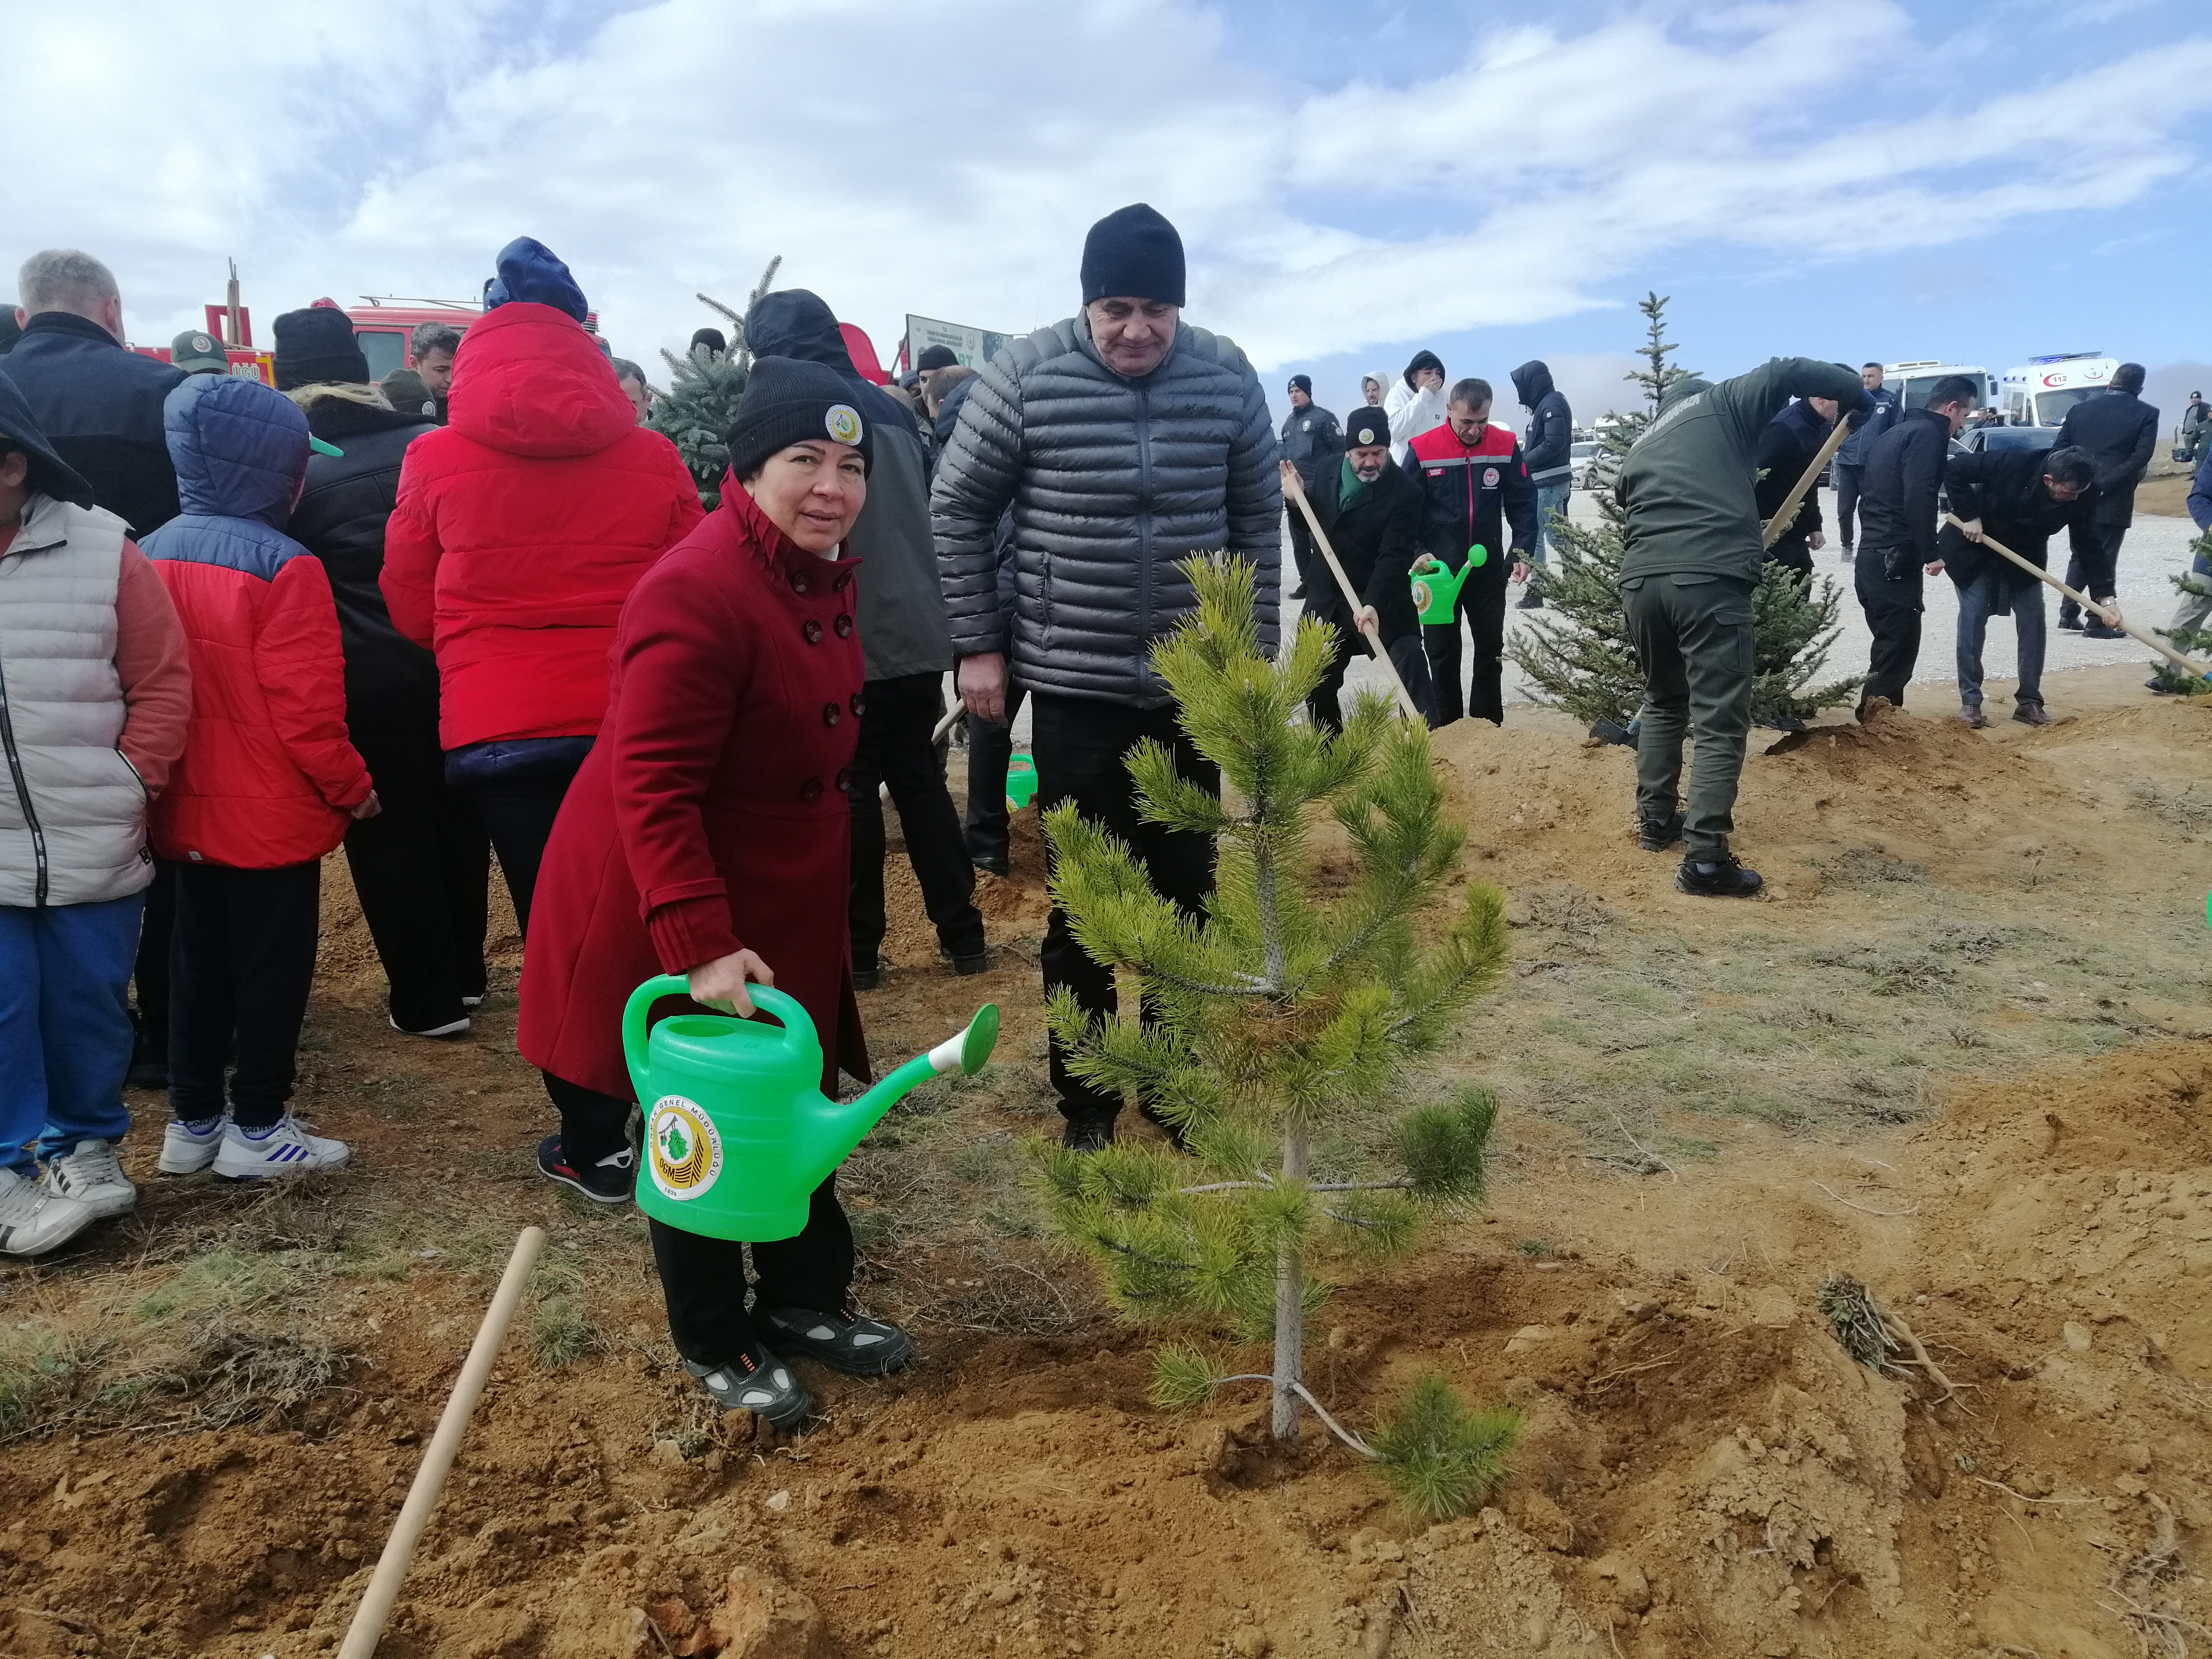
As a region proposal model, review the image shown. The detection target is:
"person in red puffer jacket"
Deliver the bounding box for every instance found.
[142,375,376,1181]
[380,238,702,935]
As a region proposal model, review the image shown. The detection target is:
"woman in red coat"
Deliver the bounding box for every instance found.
[518,359,904,1428]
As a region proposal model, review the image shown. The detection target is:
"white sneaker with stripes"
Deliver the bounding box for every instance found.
[213,1116,351,1179]
[42,1138,138,1217]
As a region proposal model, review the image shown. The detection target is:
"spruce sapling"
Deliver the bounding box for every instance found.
[2152,526,2212,695]
[1035,555,1517,1510]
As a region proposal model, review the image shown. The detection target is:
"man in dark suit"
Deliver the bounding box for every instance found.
[1286,404,1436,731]
[2054,362,2158,637]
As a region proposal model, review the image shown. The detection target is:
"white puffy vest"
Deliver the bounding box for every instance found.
[0,496,152,907]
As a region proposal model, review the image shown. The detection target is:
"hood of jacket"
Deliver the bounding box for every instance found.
[446,301,636,461]
[1404,350,1443,390]
[164,374,310,527]
[0,362,93,507]
[745,289,861,380]
[1510,361,1555,409]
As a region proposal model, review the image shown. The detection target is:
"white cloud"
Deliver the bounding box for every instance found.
[8,0,2210,377]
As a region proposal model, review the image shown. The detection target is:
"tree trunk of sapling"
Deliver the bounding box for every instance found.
[1272,1125,1307,1442]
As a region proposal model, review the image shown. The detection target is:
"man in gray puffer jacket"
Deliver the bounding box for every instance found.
[932,202,1279,1149]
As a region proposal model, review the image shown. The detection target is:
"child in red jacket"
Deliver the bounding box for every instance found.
[142,377,378,1179]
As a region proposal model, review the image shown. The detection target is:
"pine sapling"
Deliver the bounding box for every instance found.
[1035,556,1519,1513]
[648,257,782,508]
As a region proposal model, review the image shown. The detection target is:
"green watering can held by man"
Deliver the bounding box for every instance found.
[1410,548,1484,623]
[622,976,999,1241]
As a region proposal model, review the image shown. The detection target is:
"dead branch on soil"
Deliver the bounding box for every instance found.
[1817,1274,1974,1410]
[1971,1477,2099,1506]
[2101,1496,2205,1658]
[1813,1181,1918,1217]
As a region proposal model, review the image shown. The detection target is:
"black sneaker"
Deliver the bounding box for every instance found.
[1676,857,1764,899]
[756,1305,915,1376]
[1061,1110,1117,1152]
[1515,591,1545,610]
[850,963,882,992]
[2083,621,2126,640]
[1637,811,1684,852]
[2056,613,2085,632]
[971,853,1009,877]
[535,1133,635,1204]
[685,1348,812,1428]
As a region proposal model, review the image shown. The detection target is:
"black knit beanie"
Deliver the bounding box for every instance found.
[1080,203,1185,307]
[273,307,370,390]
[1288,373,1313,396]
[723,356,874,480]
[1343,406,1390,451]
[916,344,959,372]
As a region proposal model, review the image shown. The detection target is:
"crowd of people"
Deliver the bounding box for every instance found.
[3,211,2204,1424]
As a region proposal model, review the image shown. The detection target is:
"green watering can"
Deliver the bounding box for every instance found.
[623,976,999,1241]
[1005,753,1038,810]
[1410,548,1485,624]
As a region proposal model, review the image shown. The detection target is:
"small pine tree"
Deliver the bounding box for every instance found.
[647,257,781,508]
[2152,529,2212,695]
[1034,556,1518,1512]
[1509,291,1859,729]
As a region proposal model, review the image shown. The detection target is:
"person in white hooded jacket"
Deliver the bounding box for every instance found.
[1385,350,1448,463]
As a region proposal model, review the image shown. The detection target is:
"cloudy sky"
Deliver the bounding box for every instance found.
[13,0,2209,423]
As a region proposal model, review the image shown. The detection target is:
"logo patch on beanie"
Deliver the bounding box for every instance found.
[825,404,862,445]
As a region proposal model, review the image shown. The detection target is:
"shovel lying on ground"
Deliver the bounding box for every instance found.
[1279,465,1428,723]
[336,1225,547,1659]
[1939,512,2212,685]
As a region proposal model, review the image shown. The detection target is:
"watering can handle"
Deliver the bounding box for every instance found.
[620,975,817,1081]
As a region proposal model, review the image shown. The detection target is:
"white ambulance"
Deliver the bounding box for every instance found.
[1882,361,1998,413]
[1997,354,2119,427]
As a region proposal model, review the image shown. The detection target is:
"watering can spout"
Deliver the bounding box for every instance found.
[814,1003,1002,1178]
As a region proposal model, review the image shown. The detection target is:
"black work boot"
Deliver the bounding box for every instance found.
[1637,811,1685,852]
[1061,1109,1117,1152]
[1676,855,1764,898]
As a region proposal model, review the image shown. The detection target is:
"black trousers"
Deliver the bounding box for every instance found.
[1423,561,1511,726]
[168,861,321,1129]
[1855,553,1924,709]
[1286,506,1316,594]
[132,859,176,1047]
[1032,693,1219,1122]
[457,750,588,938]
[963,683,1030,867]
[1766,540,1814,583]
[1834,464,1864,550]
[542,1070,632,1166]
[848,671,985,968]
[346,715,489,1031]
[2059,524,2125,622]
[648,1186,854,1366]
[1308,624,1437,733]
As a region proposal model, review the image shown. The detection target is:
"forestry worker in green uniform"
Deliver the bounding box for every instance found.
[1617,359,1871,899]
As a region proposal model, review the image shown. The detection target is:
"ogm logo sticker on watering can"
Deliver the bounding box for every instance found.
[647,1095,724,1201]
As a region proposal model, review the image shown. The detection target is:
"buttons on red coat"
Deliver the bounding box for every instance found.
[822,702,840,726]
[849,693,865,717]
[789,569,811,594]
[800,779,823,801]
[834,768,852,792]
[834,613,853,639]
[833,572,851,592]
[802,619,822,644]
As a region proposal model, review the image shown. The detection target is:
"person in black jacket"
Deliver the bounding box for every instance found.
[2054,363,2159,636]
[1289,404,1436,732]
[1940,445,2098,728]
[1279,375,1341,599]
[1832,363,1896,559]
[747,289,987,990]
[1,251,186,539]
[1510,361,1573,608]
[278,312,492,1040]
[1753,394,1840,579]
[1853,374,1978,715]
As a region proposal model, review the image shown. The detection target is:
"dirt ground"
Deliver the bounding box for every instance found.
[5,665,2212,1658]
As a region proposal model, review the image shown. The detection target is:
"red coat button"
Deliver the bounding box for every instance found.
[833,572,851,591]
[834,768,852,791]
[849,693,865,717]
[800,779,823,801]
[802,619,822,644]
[834,614,853,639]
[822,702,840,726]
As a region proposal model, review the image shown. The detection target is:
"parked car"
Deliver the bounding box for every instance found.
[1948,424,2060,459]
[1568,439,1602,489]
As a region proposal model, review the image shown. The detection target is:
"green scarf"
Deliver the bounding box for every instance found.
[1338,456,1371,510]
